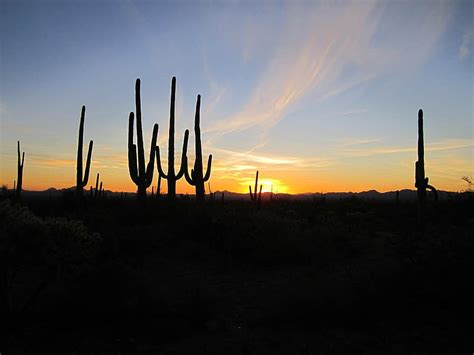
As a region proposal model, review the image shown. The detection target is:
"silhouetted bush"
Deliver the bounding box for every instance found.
[0,199,102,313]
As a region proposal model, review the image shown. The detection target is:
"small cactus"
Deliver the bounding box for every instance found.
[156,175,162,198]
[16,141,25,198]
[249,171,263,206]
[92,173,103,199]
[128,79,159,200]
[156,77,189,199]
[76,106,93,198]
[184,95,213,203]
[98,181,103,199]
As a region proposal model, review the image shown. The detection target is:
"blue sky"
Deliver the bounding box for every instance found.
[1,0,472,193]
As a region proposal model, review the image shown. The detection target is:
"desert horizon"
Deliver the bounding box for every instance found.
[1,0,472,354]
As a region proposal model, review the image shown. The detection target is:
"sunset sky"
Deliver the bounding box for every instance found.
[1,0,472,194]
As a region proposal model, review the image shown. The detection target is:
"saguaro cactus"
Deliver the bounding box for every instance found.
[156,77,189,199]
[184,95,213,203]
[16,141,25,198]
[249,171,262,205]
[415,109,438,223]
[128,79,159,200]
[76,106,93,198]
[92,173,101,199]
[156,175,162,198]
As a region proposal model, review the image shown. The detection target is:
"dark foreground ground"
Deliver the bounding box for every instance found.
[1,193,473,354]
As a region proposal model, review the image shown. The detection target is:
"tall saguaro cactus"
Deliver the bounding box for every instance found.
[128,79,159,200]
[156,77,189,199]
[184,95,213,203]
[76,106,93,198]
[415,109,438,223]
[16,141,25,198]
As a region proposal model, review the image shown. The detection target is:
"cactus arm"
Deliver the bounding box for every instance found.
[82,140,93,187]
[427,184,438,201]
[254,171,259,199]
[176,129,189,180]
[203,154,212,182]
[145,123,158,188]
[184,159,196,185]
[249,185,254,200]
[21,151,25,168]
[129,144,139,185]
[155,146,168,179]
[135,79,146,179]
[144,124,159,188]
[128,112,135,147]
[128,112,140,185]
[94,173,99,199]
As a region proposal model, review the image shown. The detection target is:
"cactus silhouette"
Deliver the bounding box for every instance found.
[415,109,438,203]
[91,173,103,199]
[76,106,93,198]
[98,181,103,199]
[157,174,162,198]
[184,95,213,203]
[415,109,438,225]
[156,77,189,199]
[249,171,263,206]
[16,141,25,198]
[128,79,159,200]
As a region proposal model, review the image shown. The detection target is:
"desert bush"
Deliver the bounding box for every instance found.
[0,199,102,312]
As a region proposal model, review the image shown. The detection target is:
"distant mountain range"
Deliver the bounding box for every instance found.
[7,187,469,201]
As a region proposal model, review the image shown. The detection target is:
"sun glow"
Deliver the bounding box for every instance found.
[239,178,289,194]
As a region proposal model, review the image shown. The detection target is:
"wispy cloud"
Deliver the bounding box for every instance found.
[339,108,369,117]
[459,27,474,60]
[209,146,336,188]
[340,138,474,157]
[206,1,453,138]
[340,138,381,147]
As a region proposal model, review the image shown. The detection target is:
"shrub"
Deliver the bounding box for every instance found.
[0,199,102,312]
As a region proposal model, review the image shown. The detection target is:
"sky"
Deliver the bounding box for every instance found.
[0,0,473,194]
